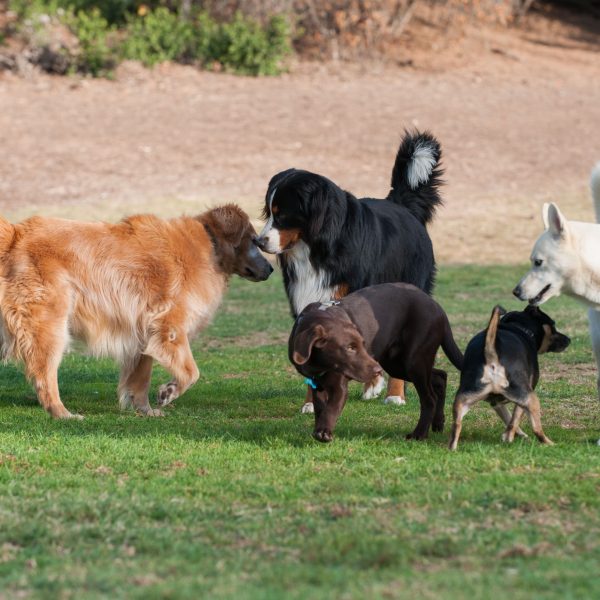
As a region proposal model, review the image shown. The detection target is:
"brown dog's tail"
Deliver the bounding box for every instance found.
[441,319,464,371]
[484,305,506,365]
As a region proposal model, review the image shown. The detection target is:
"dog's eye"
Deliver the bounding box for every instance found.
[534,259,543,267]
[347,344,357,353]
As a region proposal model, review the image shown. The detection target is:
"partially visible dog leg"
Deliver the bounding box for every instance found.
[492,403,528,439]
[588,308,600,402]
[448,392,481,450]
[363,373,386,400]
[118,354,162,416]
[146,323,199,408]
[313,375,349,443]
[384,377,406,405]
[523,392,554,445]
[431,369,447,432]
[301,386,315,414]
[407,372,437,440]
[502,405,525,443]
[18,311,80,419]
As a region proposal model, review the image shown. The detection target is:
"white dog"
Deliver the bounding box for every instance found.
[514,163,600,443]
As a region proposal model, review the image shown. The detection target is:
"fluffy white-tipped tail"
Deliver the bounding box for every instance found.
[591,162,600,223]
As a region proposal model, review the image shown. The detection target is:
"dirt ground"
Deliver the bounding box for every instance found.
[1,19,599,264]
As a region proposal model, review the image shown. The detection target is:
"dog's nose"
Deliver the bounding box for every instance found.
[254,237,266,251]
[513,285,522,299]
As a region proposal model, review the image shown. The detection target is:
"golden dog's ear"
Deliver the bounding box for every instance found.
[207,204,250,247]
[292,325,326,365]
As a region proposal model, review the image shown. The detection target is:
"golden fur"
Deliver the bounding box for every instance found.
[0,204,271,418]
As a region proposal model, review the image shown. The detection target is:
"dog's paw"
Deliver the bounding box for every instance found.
[406,430,428,441]
[363,374,386,400]
[432,420,445,433]
[157,382,178,407]
[383,395,406,406]
[313,429,333,443]
[145,408,165,417]
[597,438,600,447]
[516,428,529,439]
[66,413,84,421]
[301,402,315,414]
[501,431,515,443]
[53,408,84,420]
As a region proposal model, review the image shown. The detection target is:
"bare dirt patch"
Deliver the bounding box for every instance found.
[1,18,599,264]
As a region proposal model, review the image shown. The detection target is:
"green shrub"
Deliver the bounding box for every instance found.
[215,12,292,76]
[121,7,196,66]
[66,8,117,76]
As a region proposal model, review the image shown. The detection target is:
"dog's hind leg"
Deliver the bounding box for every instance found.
[492,402,528,439]
[588,308,600,402]
[118,354,161,416]
[407,372,438,441]
[17,309,79,419]
[146,324,199,408]
[448,391,482,451]
[431,369,447,432]
[523,392,554,445]
[501,405,525,443]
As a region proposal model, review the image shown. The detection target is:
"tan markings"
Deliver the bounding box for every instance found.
[539,324,552,354]
[480,305,509,390]
[523,392,554,444]
[278,228,301,250]
[387,378,405,398]
[333,283,349,300]
[271,205,280,215]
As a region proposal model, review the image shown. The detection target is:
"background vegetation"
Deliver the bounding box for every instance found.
[1,266,599,598]
[1,0,598,76]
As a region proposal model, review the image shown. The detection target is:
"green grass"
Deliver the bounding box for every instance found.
[1,265,599,599]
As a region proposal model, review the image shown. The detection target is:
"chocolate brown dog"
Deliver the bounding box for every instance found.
[288,283,464,442]
[448,305,570,450]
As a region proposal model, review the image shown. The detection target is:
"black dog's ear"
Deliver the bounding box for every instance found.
[263,169,297,219]
[304,181,348,249]
[292,324,326,365]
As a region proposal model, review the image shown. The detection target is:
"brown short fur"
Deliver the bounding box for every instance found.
[0,204,272,419]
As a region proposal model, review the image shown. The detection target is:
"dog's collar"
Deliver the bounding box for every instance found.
[304,374,325,391]
[318,300,341,310]
[504,322,537,346]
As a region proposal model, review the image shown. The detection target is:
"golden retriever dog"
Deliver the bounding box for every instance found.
[0,204,272,419]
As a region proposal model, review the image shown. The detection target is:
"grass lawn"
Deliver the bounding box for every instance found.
[1,265,599,599]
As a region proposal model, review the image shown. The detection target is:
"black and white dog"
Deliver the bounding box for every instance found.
[256,130,444,411]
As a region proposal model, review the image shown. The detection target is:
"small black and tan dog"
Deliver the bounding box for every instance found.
[449,305,570,450]
[288,283,463,442]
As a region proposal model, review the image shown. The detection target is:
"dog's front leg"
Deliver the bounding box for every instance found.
[312,374,349,443]
[145,325,200,409]
[118,354,163,416]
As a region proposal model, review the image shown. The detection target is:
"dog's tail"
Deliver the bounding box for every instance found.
[484,305,506,365]
[388,130,444,225]
[591,162,600,223]
[441,319,464,371]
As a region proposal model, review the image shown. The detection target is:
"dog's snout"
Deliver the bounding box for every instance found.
[513,285,522,299]
[254,236,267,251]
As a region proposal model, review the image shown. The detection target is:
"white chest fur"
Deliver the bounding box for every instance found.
[287,241,336,315]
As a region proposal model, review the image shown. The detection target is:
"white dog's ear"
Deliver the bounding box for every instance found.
[546,203,568,239]
[542,203,550,229]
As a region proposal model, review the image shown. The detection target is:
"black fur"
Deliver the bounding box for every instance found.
[262,130,444,317]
